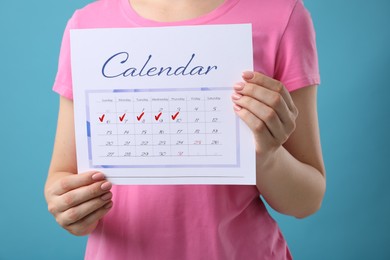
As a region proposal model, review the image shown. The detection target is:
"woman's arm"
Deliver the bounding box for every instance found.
[232,72,325,219]
[44,96,113,236]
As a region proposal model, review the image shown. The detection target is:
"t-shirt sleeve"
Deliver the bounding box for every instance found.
[52,15,76,100]
[274,0,320,92]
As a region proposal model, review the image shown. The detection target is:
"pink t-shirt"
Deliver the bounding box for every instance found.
[53,0,320,259]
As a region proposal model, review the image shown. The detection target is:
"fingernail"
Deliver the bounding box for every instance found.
[233,104,242,111]
[101,182,112,191]
[233,82,245,91]
[242,71,254,80]
[104,202,113,209]
[101,192,112,201]
[231,93,242,100]
[92,172,105,181]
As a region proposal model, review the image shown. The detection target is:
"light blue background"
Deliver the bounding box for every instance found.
[0,0,389,259]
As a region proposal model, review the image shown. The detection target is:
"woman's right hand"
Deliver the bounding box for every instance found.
[45,171,113,236]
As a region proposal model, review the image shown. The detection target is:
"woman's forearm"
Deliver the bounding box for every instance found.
[256,146,326,219]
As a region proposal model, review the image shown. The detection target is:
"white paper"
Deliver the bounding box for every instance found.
[70,24,255,185]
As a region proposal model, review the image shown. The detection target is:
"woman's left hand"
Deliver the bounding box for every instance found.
[232,71,299,161]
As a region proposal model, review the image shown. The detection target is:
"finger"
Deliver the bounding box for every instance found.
[66,202,113,236]
[232,94,286,141]
[53,171,106,196]
[233,105,275,151]
[242,71,297,114]
[234,82,294,125]
[57,195,112,227]
[54,181,112,212]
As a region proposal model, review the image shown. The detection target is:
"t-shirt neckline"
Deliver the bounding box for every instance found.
[120,0,240,26]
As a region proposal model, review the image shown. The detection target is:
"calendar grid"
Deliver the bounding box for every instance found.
[86,88,239,168]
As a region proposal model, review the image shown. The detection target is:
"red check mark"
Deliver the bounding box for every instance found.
[154,112,162,121]
[99,114,105,122]
[171,111,180,120]
[137,112,145,121]
[119,113,126,122]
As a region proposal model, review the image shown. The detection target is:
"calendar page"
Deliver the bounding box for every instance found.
[70,24,255,185]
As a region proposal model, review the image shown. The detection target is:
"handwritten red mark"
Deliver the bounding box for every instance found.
[119,113,126,122]
[154,112,162,121]
[136,112,145,121]
[99,114,105,122]
[171,111,180,120]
